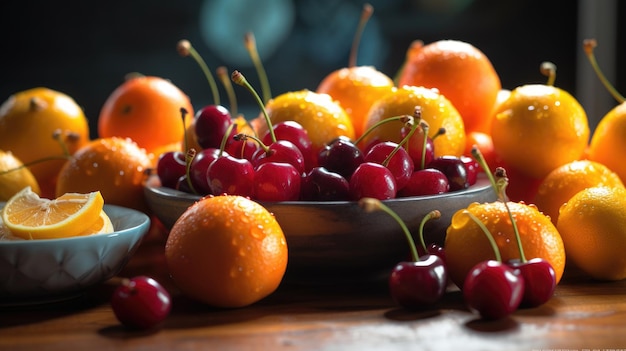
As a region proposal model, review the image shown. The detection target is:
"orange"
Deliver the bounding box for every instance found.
[0,87,90,198]
[534,160,624,225]
[445,201,565,289]
[588,102,626,183]
[98,75,194,154]
[316,66,394,138]
[165,195,288,308]
[0,150,41,201]
[397,39,502,133]
[491,84,590,179]
[361,85,466,157]
[1,186,104,240]
[557,186,626,280]
[251,90,355,153]
[55,137,152,212]
[463,131,497,171]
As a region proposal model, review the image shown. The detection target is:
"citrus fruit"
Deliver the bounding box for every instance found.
[316,66,394,138]
[445,201,566,289]
[491,84,590,179]
[0,87,90,197]
[55,137,152,212]
[534,160,624,225]
[557,186,626,280]
[250,90,355,153]
[98,75,194,154]
[397,39,502,134]
[1,186,104,240]
[165,195,288,308]
[463,131,497,171]
[361,85,466,157]
[0,150,41,201]
[587,102,626,184]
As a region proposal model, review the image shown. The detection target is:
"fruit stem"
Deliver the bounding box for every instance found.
[244,32,272,104]
[180,107,190,153]
[349,3,374,68]
[471,145,498,198]
[231,70,277,143]
[184,148,198,194]
[216,66,238,117]
[418,209,441,254]
[431,127,446,140]
[358,197,420,262]
[177,39,221,106]
[583,39,625,103]
[540,61,557,87]
[353,114,411,146]
[419,122,430,170]
[494,167,526,263]
[382,115,416,167]
[464,210,502,262]
[234,133,270,154]
[218,123,236,158]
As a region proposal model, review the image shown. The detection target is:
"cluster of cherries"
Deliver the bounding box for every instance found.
[156,95,479,203]
[380,163,557,320]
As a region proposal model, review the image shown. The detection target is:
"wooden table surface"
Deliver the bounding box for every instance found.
[2,220,626,351]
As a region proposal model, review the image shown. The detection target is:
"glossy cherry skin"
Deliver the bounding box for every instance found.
[397,168,450,197]
[401,127,435,170]
[253,140,306,175]
[318,136,364,180]
[226,135,259,161]
[417,243,447,267]
[300,166,350,201]
[207,154,255,197]
[156,151,187,189]
[460,156,479,186]
[349,162,397,200]
[263,121,316,171]
[507,258,557,308]
[364,141,414,190]
[194,105,233,149]
[254,162,301,201]
[189,148,222,195]
[427,156,469,191]
[463,260,525,320]
[110,276,171,330]
[389,255,448,309]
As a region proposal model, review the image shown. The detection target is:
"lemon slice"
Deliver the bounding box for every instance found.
[78,210,115,236]
[1,186,105,239]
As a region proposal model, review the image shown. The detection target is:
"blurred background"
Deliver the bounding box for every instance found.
[0,0,623,139]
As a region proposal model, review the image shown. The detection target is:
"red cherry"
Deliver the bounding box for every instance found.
[110,276,171,330]
[254,162,301,201]
[252,139,306,175]
[463,260,525,320]
[207,154,255,197]
[194,105,233,149]
[507,258,556,308]
[189,148,222,195]
[300,166,350,201]
[364,141,414,190]
[263,121,316,171]
[156,151,187,189]
[397,168,450,197]
[318,136,364,181]
[427,156,469,191]
[349,162,397,200]
[389,255,448,309]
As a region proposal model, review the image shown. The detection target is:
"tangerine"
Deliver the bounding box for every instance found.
[491,84,590,179]
[98,75,194,154]
[534,160,624,225]
[397,39,502,133]
[588,102,626,184]
[0,87,90,198]
[55,137,152,212]
[165,195,288,308]
[445,201,565,289]
[557,186,626,280]
[361,85,466,157]
[251,90,355,153]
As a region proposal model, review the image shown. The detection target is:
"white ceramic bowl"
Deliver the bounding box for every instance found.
[144,175,496,282]
[0,204,151,304]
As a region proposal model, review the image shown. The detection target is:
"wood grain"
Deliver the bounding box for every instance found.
[2,220,626,351]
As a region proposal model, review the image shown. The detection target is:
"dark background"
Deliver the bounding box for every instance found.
[1,0,623,139]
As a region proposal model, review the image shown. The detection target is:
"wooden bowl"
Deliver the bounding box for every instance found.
[144,175,496,283]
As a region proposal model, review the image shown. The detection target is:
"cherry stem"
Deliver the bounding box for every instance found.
[382,115,415,167]
[216,66,238,117]
[353,114,411,146]
[540,61,557,87]
[471,145,498,198]
[418,209,441,254]
[184,148,198,194]
[231,70,277,143]
[244,32,272,104]
[180,107,189,152]
[234,133,270,154]
[218,123,236,158]
[419,122,430,170]
[494,167,526,263]
[349,3,373,68]
[177,39,220,106]
[583,39,625,103]
[358,197,420,262]
[431,127,446,140]
[464,210,502,262]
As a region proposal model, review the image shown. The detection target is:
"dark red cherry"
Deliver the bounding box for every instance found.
[364,141,414,190]
[349,162,397,200]
[397,168,450,197]
[389,255,448,309]
[189,148,222,195]
[507,258,556,308]
[110,276,171,330]
[194,105,233,149]
[427,156,469,191]
[300,166,350,201]
[207,154,255,197]
[254,162,301,202]
[463,260,524,320]
[318,136,364,180]
[263,121,316,171]
[461,156,479,186]
[156,151,187,189]
[252,139,306,175]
